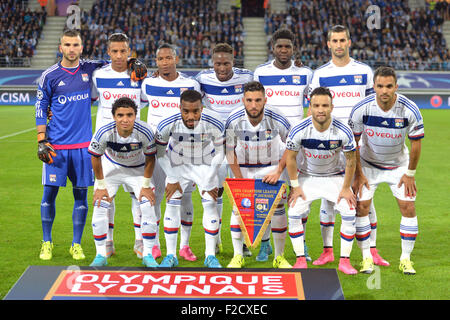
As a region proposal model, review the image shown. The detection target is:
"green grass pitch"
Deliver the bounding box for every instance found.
[0,105,449,300]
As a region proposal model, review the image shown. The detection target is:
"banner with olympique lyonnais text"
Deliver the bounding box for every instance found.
[225,178,286,249]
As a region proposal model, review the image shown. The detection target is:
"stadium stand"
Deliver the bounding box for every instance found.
[78,0,245,68]
[265,0,449,70]
[0,1,46,67]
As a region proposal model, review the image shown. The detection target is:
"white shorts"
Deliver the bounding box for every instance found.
[167,163,218,200]
[235,164,287,204]
[358,160,415,202]
[95,157,154,198]
[289,173,355,218]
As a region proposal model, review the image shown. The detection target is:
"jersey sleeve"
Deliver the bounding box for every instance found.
[88,128,107,157]
[286,126,302,152]
[91,72,99,102]
[349,106,364,137]
[307,71,320,100]
[407,107,425,141]
[225,114,237,151]
[140,123,157,156]
[365,67,375,96]
[341,124,357,152]
[35,74,52,126]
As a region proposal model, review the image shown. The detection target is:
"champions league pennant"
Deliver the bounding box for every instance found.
[225,178,286,249]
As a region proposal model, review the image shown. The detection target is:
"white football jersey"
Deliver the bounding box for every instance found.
[286,116,356,176]
[254,60,312,127]
[349,93,424,169]
[88,119,156,167]
[309,58,374,121]
[141,72,201,131]
[225,105,291,167]
[155,108,225,167]
[91,64,146,130]
[195,67,254,122]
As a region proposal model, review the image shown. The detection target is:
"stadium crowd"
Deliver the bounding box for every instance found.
[0,0,46,67]
[0,0,448,70]
[265,0,449,70]
[78,0,245,68]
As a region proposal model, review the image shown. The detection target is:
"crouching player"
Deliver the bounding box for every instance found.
[88,97,158,267]
[285,87,359,274]
[225,81,291,269]
[155,90,225,268]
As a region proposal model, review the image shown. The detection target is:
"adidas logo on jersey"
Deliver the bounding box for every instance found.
[58,80,66,86]
[381,120,389,126]
[318,143,326,149]
[166,90,175,95]
[117,81,124,86]
[279,77,287,83]
[221,88,228,93]
[339,78,347,84]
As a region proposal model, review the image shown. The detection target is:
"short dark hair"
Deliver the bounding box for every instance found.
[271,28,295,46]
[310,87,333,102]
[327,25,350,41]
[108,33,129,46]
[374,66,397,83]
[180,89,202,104]
[112,97,137,115]
[213,43,234,55]
[244,81,265,94]
[156,43,177,56]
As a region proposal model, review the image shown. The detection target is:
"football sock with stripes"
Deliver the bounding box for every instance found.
[180,192,194,248]
[106,198,115,241]
[356,215,372,259]
[320,200,335,248]
[202,198,219,257]
[368,202,378,247]
[92,200,110,257]
[131,194,142,241]
[163,198,181,256]
[271,207,287,257]
[139,196,157,257]
[400,216,418,260]
[230,210,244,256]
[288,215,305,257]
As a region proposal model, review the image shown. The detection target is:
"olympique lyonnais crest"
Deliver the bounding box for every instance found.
[225,178,286,249]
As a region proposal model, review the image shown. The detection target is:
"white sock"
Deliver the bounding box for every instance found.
[369,202,378,247]
[163,198,181,256]
[180,192,194,249]
[288,216,305,256]
[202,198,219,257]
[140,196,157,257]
[356,215,372,259]
[131,194,142,241]
[106,198,115,241]
[320,200,335,247]
[271,207,287,257]
[340,216,356,258]
[217,196,223,245]
[400,216,418,260]
[230,211,243,256]
[92,200,110,257]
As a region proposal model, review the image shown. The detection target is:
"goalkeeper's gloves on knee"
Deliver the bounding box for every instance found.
[37,132,56,164]
[127,58,148,82]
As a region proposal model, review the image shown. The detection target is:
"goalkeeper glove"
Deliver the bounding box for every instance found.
[127,58,148,81]
[37,132,57,164]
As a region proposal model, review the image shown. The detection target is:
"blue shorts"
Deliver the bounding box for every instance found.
[42,148,94,187]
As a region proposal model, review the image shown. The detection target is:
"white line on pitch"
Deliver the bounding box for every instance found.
[0,127,35,140]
